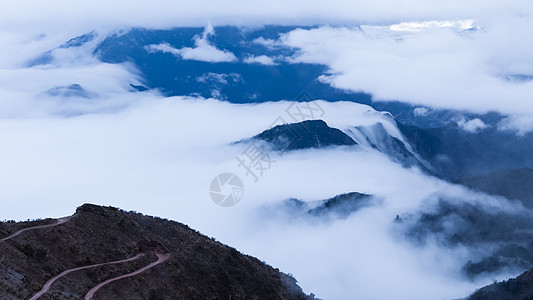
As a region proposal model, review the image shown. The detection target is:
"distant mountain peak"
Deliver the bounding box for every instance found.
[255,119,357,152]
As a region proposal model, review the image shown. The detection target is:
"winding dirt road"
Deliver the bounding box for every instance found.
[29,254,144,300]
[0,217,69,243]
[84,253,170,300]
[3,217,169,300]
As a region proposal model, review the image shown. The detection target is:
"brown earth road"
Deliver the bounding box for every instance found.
[29,254,144,300]
[3,217,169,300]
[0,217,70,243]
[84,253,170,300]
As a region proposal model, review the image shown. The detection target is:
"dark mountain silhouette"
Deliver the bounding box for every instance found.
[251,119,435,175]
[403,198,533,277]
[307,192,372,218]
[468,268,533,300]
[254,119,357,152]
[0,204,314,300]
[45,84,96,98]
[266,192,373,222]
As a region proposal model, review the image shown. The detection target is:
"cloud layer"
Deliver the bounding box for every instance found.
[1,1,532,299]
[280,23,533,117]
[1,0,531,32]
[0,95,517,299]
[146,25,237,63]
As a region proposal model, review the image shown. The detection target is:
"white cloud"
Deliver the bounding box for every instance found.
[457,118,487,133]
[0,2,529,76]
[390,19,476,32]
[414,107,429,117]
[1,0,531,35]
[145,25,237,63]
[498,115,533,135]
[243,55,278,65]
[278,20,533,127]
[0,63,142,118]
[144,43,180,55]
[179,43,237,63]
[253,37,283,48]
[196,72,242,84]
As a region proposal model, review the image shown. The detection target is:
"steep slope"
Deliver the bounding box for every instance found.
[249,116,430,172]
[0,204,313,300]
[346,121,429,171]
[468,268,533,300]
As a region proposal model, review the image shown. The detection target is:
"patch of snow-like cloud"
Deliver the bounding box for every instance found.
[390,19,476,32]
[498,115,533,136]
[243,55,278,66]
[196,72,242,85]
[458,118,487,133]
[144,43,180,55]
[145,42,237,63]
[194,72,243,100]
[253,37,284,49]
[146,25,237,63]
[414,107,429,117]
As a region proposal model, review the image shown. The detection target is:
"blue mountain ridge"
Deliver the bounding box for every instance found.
[32,25,533,181]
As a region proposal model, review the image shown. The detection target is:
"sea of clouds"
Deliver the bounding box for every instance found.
[1,1,532,298]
